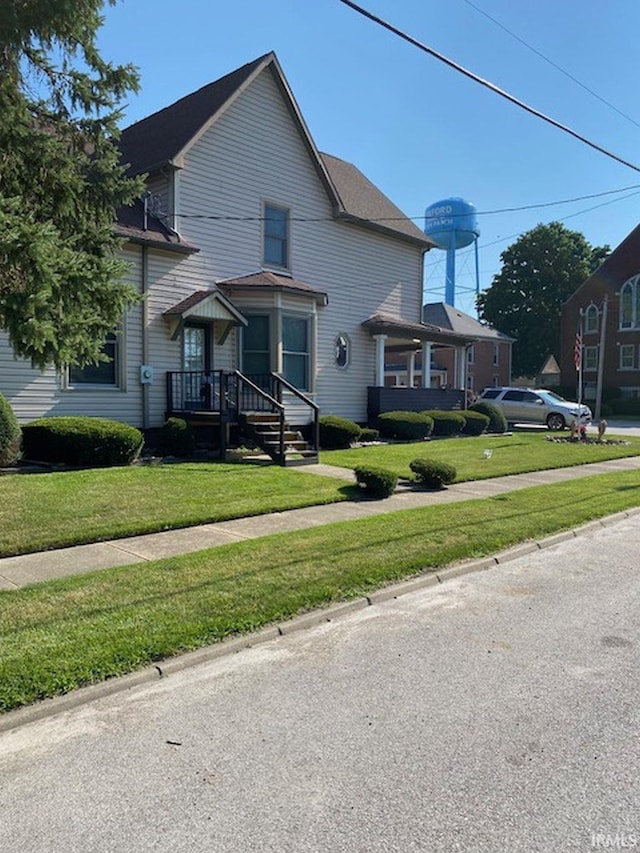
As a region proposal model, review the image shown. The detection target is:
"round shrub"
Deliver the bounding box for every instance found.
[422,410,466,437]
[409,457,457,489]
[319,414,362,449]
[354,465,398,498]
[461,410,490,436]
[358,427,380,442]
[158,417,195,457]
[468,400,507,433]
[0,393,21,467]
[22,417,144,467]
[377,411,433,441]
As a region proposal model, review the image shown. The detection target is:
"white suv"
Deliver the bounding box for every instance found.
[479,387,592,431]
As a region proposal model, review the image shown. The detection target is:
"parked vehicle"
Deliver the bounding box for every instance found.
[479,387,592,431]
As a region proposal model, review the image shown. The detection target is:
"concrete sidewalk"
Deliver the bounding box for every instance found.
[2,456,640,590]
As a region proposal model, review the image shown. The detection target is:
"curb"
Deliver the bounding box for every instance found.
[2,507,640,734]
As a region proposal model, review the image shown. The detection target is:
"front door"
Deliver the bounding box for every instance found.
[183,323,212,409]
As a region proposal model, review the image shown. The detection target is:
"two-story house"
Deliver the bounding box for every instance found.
[1,52,475,460]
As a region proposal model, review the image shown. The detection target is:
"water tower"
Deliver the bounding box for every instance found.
[424,197,480,307]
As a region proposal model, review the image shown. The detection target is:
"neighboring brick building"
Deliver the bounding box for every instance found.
[560,224,640,401]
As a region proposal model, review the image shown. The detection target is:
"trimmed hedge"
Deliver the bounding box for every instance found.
[461,410,490,436]
[359,427,380,442]
[319,415,362,449]
[158,417,195,457]
[409,457,457,490]
[608,398,640,416]
[354,465,398,498]
[422,410,466,437]
[0,393,21,467]
[377,411,434,441]
[468,400,507,433]
[22,417,144,467]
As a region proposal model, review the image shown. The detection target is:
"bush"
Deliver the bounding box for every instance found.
[158,417,195,457]
[0,393,21,466]
[468,401,507,433]
[354,465,398,498]
[377,411,433,441]
[608,398,640,416]
[319,414,362,449]
[409,457,457,490]
[461,410,490,436]
[22,417,144,467]
[359,427,380,442]
[422,410,466,436]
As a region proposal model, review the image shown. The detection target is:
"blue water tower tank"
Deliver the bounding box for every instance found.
[424,198,480,306]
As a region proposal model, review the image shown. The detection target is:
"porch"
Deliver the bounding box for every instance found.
[166,369,320,466]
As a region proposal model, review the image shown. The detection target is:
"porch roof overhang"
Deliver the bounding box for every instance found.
[163,288,248,342]
[361,312,476,348]
[216,270,329,306]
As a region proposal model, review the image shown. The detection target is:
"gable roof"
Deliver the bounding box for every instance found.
[118,53,432,249]
[119,54,270,176]
[564,222,640,305]
[423,302,514,342]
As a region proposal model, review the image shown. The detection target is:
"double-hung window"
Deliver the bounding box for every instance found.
[264,204,289,269]
[69,332,120,386]
[619,344,635,370]
[282,315,309,390]
[583,345,598,372]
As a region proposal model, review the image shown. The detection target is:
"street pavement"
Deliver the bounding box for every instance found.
[0,513,639,852]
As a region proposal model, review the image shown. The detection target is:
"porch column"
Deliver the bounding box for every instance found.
[406,351,416,388]
[421,341,432,388]
[456,346,466,389]
[374,334,387,387]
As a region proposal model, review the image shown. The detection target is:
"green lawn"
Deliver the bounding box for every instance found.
[2,469,639,713]
[320,432,640,480]
[2,433,640,558]
[0,463,354,558]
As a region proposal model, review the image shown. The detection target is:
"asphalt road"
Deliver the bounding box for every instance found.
[1,515,639,852]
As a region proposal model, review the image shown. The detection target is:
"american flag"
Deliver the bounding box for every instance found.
[573,318,583,372]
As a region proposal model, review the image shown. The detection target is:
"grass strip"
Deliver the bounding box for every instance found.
[321,433,640,481]
[0,463,354,557]
[1,469,639,713]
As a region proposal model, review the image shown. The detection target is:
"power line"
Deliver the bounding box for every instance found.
[460,0,640,130]
[173,181,640,225]
[336,0,640,174]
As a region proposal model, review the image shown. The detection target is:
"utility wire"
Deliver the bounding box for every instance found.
[461,0,640,130]
[173,182,640,224]
[336,0,640,174]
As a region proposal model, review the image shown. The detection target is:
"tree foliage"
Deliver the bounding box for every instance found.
[0,0,144,370]
[477,222,609,378]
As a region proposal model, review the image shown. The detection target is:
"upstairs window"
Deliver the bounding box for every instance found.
[620,275,640,329]
[264,204,289,269]
[584,304,599,334]
[583,346,598,372]
[69,333,120,386]
[619,344,635,370]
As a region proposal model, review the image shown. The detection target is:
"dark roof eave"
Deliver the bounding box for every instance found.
[117,231,200,255]
[335,211,434,249]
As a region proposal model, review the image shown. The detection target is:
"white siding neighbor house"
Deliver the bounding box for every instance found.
[1,53,475,461]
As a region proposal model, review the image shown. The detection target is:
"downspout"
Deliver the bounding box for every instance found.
[141,244,150,430]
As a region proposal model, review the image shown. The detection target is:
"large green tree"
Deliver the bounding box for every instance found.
[0,0,144,371]
[477,222,609,378]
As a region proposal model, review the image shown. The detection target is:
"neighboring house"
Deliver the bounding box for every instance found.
[1,52,477,458]
[560,223,640,401]
[385,303,512,394]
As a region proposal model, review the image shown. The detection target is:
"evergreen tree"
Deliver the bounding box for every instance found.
[477,222,608,378]
[0,0,144,370]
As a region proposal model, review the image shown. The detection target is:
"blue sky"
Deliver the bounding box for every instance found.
[98,0,640,316]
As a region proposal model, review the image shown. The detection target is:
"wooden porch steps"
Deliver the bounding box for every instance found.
[242,412,319,466]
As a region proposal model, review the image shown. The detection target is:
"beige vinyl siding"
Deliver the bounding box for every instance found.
[174,66,424,421]
[1,247,144,426]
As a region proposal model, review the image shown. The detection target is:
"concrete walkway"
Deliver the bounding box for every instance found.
[2,456,640,591]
